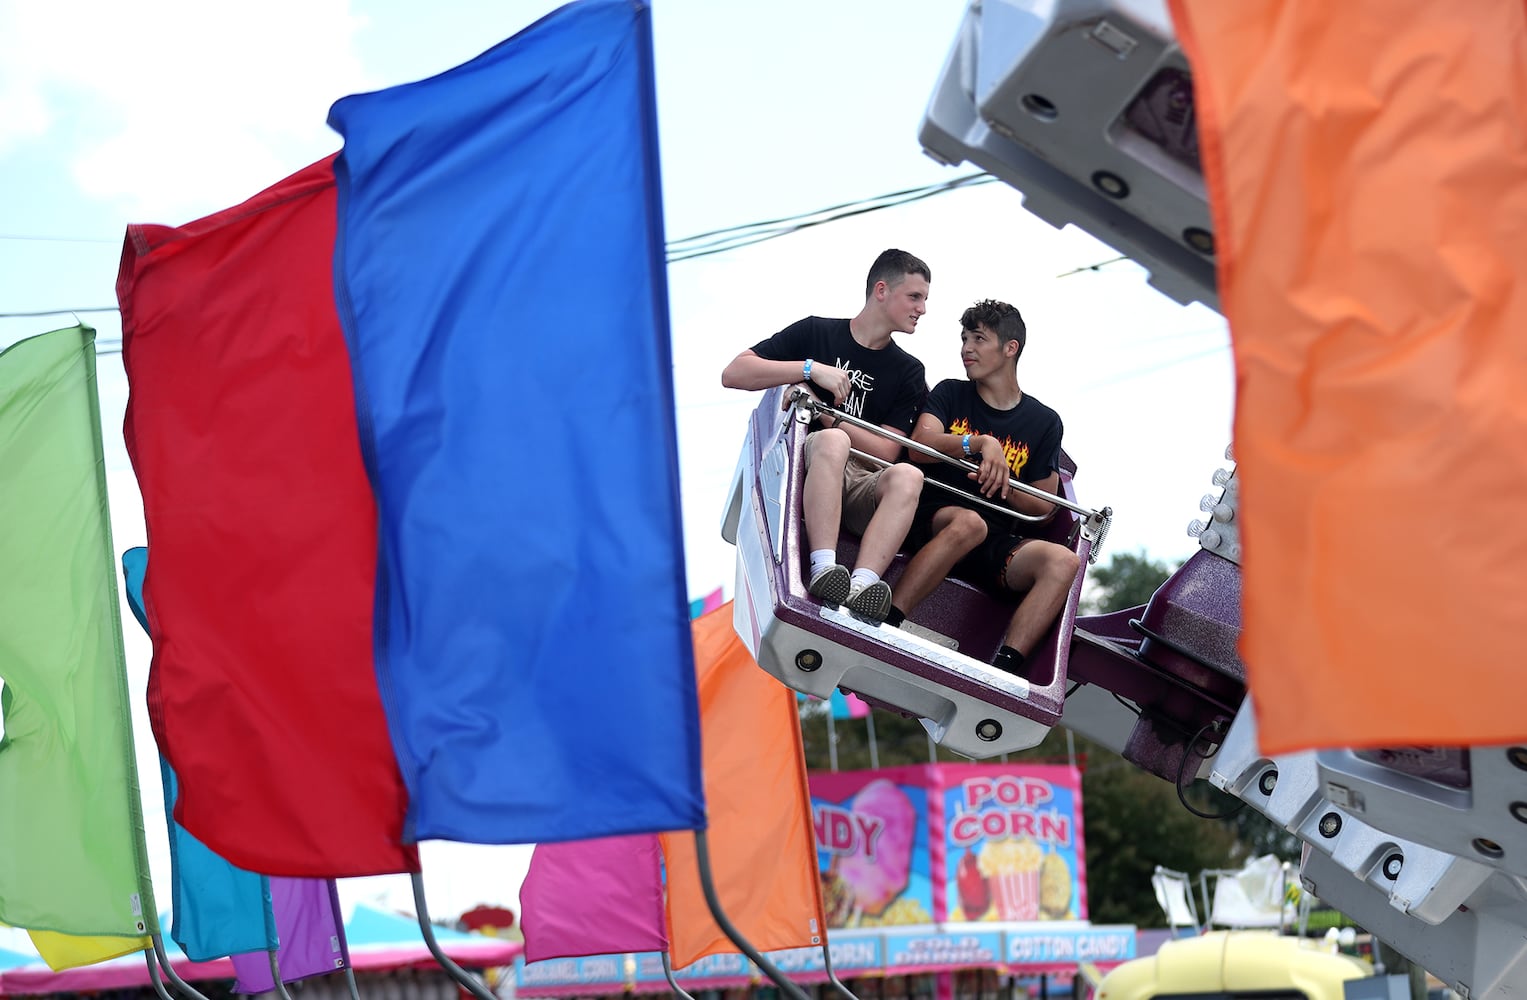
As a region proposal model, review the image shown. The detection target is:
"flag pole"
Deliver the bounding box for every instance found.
[266,948,297,1000]
[694,830,811,1000]
[151,934,214,1000]
[409,871,496,1000]
[258,877,300,1000]
[325,878,363,1000]
[820,940,861,1000]
[144,949,177,1000]
[661,952,698,1000]
[865,711,879,770]
[827,711,839,771]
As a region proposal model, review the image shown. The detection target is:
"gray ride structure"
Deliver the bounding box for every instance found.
[724,2,1527,997]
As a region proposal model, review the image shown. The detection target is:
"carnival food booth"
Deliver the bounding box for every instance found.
[515,764,1136,1000]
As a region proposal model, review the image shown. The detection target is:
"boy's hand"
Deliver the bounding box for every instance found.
[808,363,852,406]
[968,436,1010,499]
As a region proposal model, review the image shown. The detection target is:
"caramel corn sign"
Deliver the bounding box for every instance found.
[942,764,1086,923]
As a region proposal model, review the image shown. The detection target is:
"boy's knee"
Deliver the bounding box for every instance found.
[804,427,851,465]
[944,509,987,547]
[1047,544,1081,580]
[882,463,923,500]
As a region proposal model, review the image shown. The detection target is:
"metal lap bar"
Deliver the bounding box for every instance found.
[848,447,1048,524]
[797,390,1113,557]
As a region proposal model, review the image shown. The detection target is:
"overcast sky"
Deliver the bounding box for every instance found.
[0,0,1232,921]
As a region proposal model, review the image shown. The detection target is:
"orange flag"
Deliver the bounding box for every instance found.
[660,604,826,969]
[1170,0,1527,752]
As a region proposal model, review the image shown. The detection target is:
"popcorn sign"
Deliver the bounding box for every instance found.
[809,763,1088,928]
[941,763,1087,923]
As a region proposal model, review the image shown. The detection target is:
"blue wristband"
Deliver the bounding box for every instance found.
[962,433,972,456]
[803,358,813,380]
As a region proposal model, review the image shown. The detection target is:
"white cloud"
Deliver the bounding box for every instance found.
[0,0,373,218]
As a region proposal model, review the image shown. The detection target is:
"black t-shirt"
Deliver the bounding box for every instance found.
[751,317,926,435]
[920,378,1063,517]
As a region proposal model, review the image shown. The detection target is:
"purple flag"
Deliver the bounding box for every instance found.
[230,879,349,993]
[520,835,666,962]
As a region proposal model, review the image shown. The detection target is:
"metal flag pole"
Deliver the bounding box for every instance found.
[322,878,363,1000]
[410,871,497,1000]
[256,877,300,1000]
[151,934,214,1000]
[144,949,177,1000]
[266,948,298,1000]
[322,878,364,1000]
[827,709,839,771]
[820,940,861,1000]
[264,952,296,1000]
[864,711,879,770]
[694,830,812,1000]
[661,952,698,1000]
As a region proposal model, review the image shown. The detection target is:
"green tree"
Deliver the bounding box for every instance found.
[1077,748,1239,925]
[1083,549,1178,614]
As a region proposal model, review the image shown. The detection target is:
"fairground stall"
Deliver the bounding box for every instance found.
[515,764,1136,1000]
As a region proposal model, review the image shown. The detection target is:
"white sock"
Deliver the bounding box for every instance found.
[810,550,838,578]
[850,568,881,590]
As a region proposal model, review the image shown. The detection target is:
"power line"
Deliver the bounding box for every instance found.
[2,173,998,262]
[1055,254,1131,278]
[5,174,1000,317]
[666,173,997,262]
[0,306,120,318]
[0,234,117,244]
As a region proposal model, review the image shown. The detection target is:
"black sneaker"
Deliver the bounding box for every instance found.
[807,564,851,605]
[846,580,892,624]
[991,647,1028,679]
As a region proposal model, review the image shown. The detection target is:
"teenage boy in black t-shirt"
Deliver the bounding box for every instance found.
[888,299,1080,677]
[721,249,930,623]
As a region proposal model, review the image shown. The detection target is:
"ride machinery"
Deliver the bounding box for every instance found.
[723,3,1527,997]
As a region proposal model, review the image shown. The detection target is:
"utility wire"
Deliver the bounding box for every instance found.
[5,174,1001,318]
[1056,254,1131,278]
[2,172,998,263]
[0,234,117,244]
[666,173,997,262]
[0,306,120,318]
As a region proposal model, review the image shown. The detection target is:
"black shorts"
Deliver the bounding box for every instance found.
[909,500,1030,596]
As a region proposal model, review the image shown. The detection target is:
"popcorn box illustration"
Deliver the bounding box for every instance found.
[978,837,1043,920]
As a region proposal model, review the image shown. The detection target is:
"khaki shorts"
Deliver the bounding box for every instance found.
[804,431,883,537]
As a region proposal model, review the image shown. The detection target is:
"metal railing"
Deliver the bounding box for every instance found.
[790,389,1113,560]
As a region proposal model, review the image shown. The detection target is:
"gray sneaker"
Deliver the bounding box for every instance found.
[845,580,892,623]
[808,564,851,605]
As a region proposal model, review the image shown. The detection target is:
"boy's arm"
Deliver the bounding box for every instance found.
[721,349,852,404]
[911,413,1061,518]
[1001,470,1061,518]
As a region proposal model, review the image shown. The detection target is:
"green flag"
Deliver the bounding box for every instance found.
[0,325,156,941]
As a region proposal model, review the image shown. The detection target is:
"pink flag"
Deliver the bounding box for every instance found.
[519,834,666,963]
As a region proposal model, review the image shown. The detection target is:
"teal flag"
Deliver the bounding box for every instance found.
[0,325,157,944]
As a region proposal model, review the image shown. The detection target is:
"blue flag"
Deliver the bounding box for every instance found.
[327,0,704,843]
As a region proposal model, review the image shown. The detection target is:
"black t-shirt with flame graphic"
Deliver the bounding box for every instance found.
[919,377,1063,519]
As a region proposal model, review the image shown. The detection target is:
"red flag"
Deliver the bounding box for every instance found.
[118,157,416,875]
[1170,0,1527,751]
[660,604,825,969]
